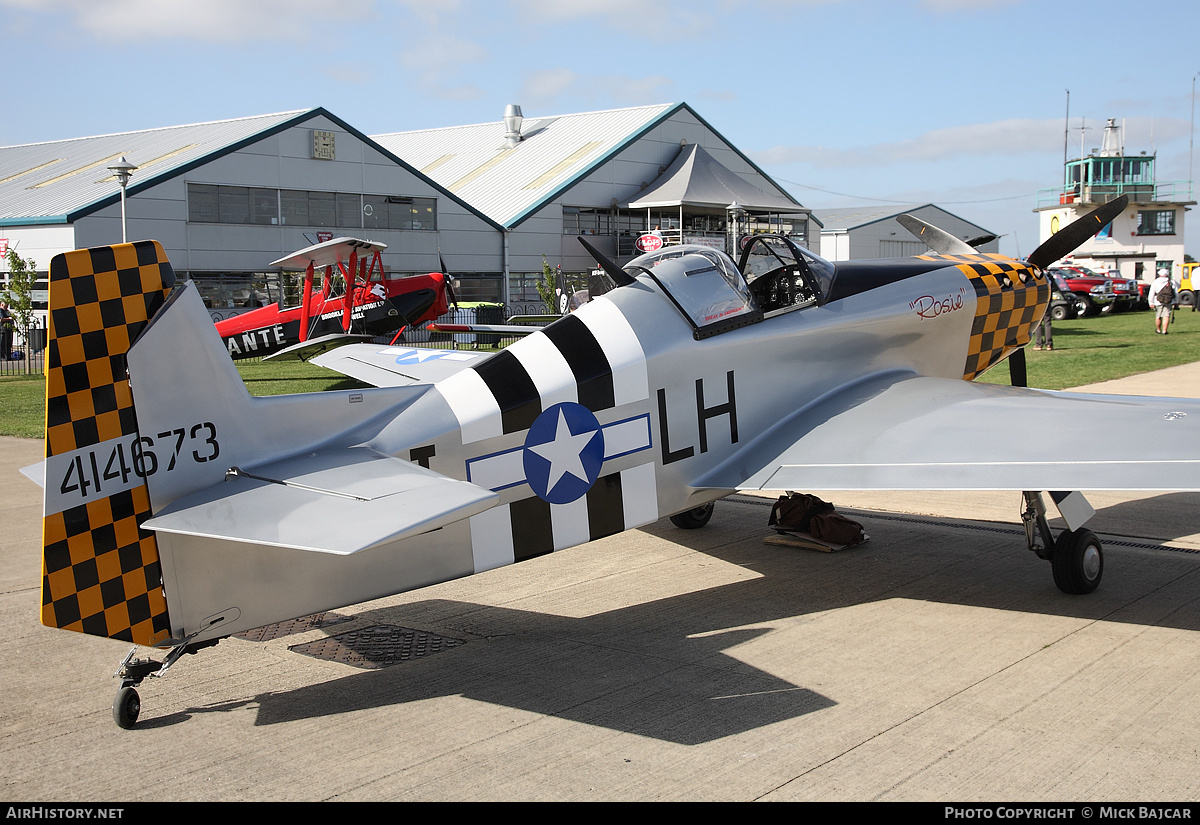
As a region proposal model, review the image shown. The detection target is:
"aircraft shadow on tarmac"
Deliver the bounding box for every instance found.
[164,498,1200,740]
[1075,491,1200,543]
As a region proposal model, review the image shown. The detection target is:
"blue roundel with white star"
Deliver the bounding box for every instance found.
[523,402,605,504]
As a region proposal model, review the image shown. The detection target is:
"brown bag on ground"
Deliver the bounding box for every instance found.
[768,493,833,532]
[808,511,865,546]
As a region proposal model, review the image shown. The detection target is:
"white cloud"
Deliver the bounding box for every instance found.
[519,67,673,109]
[757,118,1066,168]
[2,0,376,43]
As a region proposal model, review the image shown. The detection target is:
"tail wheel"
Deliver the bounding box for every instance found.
[1051,528,1103,594]
[670,502,714,529]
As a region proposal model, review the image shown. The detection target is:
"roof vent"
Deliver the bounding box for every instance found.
[504,104,523,148]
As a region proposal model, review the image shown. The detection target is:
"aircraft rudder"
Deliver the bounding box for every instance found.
[40,241,175,646]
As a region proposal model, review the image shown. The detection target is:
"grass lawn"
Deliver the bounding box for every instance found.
[977,306,1200,390]
[0,359,365,439]
[2,307,1197,438]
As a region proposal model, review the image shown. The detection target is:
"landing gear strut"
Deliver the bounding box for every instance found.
[111,637,221,729]
[1021,491,1104,594]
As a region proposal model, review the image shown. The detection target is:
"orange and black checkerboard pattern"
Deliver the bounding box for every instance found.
[920,254,1051,381]
[41,241,175,646]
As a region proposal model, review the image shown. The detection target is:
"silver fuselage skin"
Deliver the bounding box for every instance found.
[138,254,1000,644]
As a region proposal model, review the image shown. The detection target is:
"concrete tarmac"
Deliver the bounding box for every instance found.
[3,366,1200,801]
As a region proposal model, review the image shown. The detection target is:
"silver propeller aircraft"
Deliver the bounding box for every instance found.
[37,195,1197,728]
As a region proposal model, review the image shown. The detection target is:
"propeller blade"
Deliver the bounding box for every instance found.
[1009,346,1028,388]
[896,214,977,255]
[965,232,999,248]
[577,236,637,287]
[1027,195,1128,270]
[439,251,458,310]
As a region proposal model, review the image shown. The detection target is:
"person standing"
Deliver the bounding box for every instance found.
[0,300,12,360]
[1034,312,1053,351]
[1149,269,1176,334]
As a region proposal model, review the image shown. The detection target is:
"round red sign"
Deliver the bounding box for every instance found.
[635,233,663,253]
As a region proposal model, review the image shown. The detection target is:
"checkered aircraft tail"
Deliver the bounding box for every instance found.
[40,242,176,646]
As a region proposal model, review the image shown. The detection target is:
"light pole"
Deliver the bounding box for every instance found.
[726,202,744,258]
[108,156,137,243]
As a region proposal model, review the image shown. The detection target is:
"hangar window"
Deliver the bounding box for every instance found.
[563,207,613,235]
[188,184,437,231]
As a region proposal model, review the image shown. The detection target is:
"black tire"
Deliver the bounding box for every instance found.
[1051,528,1103,594]
[113,686,141,729]
[1180,290,1195,308]
[1100,301,1116,315]
[1076,296,1093,316]
[1050,304,1068,321]
[670,502,714,529]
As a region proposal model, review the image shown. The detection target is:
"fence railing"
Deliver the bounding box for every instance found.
[1,316,47,377]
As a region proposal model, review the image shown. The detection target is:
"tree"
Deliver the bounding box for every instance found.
[5,248,38,362]
[536,255,558,314]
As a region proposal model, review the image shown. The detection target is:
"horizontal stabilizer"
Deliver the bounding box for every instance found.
[144,447,498,554]
[312,344,489,387]
[263,333,376,363]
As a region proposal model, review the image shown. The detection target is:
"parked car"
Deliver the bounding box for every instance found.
[1048,273,1079,321]
[1047,264,1139,315]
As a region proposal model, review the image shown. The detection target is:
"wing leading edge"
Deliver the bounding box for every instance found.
[699,372,1200,493]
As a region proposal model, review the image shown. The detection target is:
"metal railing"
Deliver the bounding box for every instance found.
[1,317,47,377]
[1036,180,1195,208]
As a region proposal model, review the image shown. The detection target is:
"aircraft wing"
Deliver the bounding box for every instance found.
[263,333,376,362]
[701,371,1200,492]
[426,322,545,335]
[144,446,498,555]
[269,237,387,270]
[311,344,491,387]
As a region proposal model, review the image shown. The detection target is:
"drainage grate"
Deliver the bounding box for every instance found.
[289,624,466,669]
[234,612,354,642]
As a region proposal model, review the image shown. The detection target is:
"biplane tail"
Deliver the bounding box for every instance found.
[40,242,176,646]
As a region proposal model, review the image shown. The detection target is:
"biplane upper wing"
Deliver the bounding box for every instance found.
[699,370,1200,493]
[310,343,490,387]
[269,237,387,270]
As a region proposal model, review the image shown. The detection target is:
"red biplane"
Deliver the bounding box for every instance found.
[214,237,454,360]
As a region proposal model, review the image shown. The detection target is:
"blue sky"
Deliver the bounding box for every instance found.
[4,0,1198,259]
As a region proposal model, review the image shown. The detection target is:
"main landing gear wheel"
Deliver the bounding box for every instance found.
[670,502,715,529]
[1052,528,1104,594]
[113,686,141,729]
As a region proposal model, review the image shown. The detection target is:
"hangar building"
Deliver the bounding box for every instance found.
[0,108,499,321]
[372,102,811,313]
[0,102,811,319]
[813,204,998,261]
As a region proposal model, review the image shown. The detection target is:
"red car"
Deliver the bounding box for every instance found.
[1047,265,1139,316]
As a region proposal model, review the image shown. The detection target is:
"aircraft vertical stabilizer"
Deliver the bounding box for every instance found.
[40,242,176,646]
